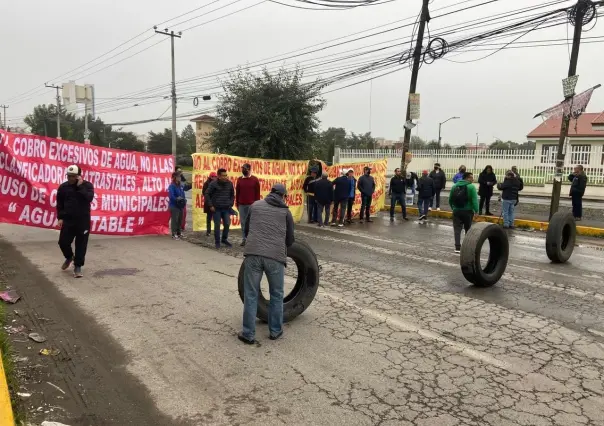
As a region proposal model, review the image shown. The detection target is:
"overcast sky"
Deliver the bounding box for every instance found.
[2,0,603,146]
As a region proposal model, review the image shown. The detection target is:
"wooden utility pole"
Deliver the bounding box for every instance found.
[401,0,430,175]
[549,0,589,220]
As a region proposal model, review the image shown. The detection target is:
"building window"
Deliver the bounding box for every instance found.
[540,144,557,163]
[570,145,591,165]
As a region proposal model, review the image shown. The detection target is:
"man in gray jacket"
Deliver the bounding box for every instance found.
[357,166,376,223]
[239,183,295,344]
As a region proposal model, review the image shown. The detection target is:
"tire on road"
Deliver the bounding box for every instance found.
[545,211,576,263]
[460,222,509,287]
[238,240,320,323]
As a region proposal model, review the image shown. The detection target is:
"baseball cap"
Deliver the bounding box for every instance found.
[271,183,287,196]
[347,168,354,173]
[422,169,429,175]
[209,171,217,177]
[66,165,80,176]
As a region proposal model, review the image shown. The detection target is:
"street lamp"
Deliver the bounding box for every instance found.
[438,116,460,149]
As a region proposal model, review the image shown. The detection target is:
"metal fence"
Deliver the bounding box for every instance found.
[334,147,604,186]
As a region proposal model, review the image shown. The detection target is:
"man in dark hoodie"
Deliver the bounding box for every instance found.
[478,165,497,216]
[239,183,294,344]
[497,171,521,229]
[417,170,435,222]
[303,167,319,223]
[314,171,334,227]
[569,165,588,221]
[331,171,350,227]
[205,168,235,249]
[357,166,376,223]
[389,168,408,221]
[428,163,446,211]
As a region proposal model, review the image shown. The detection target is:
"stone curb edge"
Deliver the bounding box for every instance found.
[0,348,15,425]
[384,206,604,238]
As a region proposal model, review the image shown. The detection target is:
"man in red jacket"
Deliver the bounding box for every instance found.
[236,163,261,247]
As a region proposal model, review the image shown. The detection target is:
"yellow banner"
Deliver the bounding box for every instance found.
[191,153,307,231]
[319,159,387,218]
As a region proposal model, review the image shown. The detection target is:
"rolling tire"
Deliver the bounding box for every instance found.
[545,211,576,263]
[460,222,509,287]
[238,241,320,323]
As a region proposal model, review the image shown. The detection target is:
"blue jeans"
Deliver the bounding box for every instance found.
[238,204,251,240]
[390,193,407,218]
[242,256,285,339]
[213,209,231,244]
[418,197,431,216]
[502,199,516,227]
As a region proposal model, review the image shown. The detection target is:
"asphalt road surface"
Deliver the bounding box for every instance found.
[2,216,604,425]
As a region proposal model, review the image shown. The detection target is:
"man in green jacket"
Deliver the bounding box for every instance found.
[448,172,479,253]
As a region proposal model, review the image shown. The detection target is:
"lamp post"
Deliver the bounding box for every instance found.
[437,116,460,162]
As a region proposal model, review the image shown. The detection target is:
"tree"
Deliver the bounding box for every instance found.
[344,132,377,149]
[24,104,75,139]
[410,135,426,150]
[210,67,325,160]
[443,143,452,150]
[426,139,439,149]
[180,124,196,155]
[317,127,346,162]
[109,131,145,152]
[147,129,173,154]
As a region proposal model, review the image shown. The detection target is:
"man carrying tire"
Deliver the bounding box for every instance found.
[449,172,479,253]
[239,183,295,344]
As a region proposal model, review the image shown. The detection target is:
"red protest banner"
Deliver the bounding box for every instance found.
[0,130,173,235]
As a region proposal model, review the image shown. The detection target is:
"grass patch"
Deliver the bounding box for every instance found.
[177,165,193,171]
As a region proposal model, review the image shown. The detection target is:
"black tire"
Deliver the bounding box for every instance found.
[460,222,509,287]
[546,211,576,263]
[238,241,320,323]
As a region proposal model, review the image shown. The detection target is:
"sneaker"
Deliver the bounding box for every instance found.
[359,219,364,224]
[61,257,73,271]
[74,267,83,278]
[238,333,256,345]
[428,207,432,211]
[330,222,337,227]
[177,233,185,239]
[269,331,283,341]
[454,249,460,254]
[221,240,233,248]
[172,235,180,240]
[418,215,426,221]
[436,207,441,211]
[367,219,373,223]
[206,231,211,236]
[338,223,344,228]
[403,217,409,221]
[390,217,394,222]
[240,240,246,247]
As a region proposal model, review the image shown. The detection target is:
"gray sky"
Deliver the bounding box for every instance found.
[2,0,603,146]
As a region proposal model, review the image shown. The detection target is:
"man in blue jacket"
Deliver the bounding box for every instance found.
[345,168,356,224]
[168,172,186,240]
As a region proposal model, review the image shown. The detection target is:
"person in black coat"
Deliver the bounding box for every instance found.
[569,165,588,220]
[428,163,446,210]
[314,172,334,227]
[478,165,497,216]
[202,172,218,236]
[303,167,319,223]
[331,173,350,227]
[389,168,408,221]
[417,170,435,222]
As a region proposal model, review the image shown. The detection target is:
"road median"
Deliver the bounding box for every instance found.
[384,205,604,238]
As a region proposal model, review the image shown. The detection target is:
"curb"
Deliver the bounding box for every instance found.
[384,206,604,238]
[0,348,15,426]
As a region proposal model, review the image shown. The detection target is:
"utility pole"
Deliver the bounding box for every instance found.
[549,0,590,220]
[401,0,430,175]
[154,27,182,163]
[437,116,460,162]
[0,105,7,129]
[45,83,63,139]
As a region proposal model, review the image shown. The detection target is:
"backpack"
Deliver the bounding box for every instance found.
[451,184,469,208]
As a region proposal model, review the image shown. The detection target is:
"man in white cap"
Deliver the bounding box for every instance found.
[239,183,295,344]
[56,165,95,278]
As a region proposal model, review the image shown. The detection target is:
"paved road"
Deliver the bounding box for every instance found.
[2,218,604,425]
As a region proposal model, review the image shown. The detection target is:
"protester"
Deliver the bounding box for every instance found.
[175,167,189,232]
[569,165,588,221]
[205,168,235,249]
[168,172,186,241]
[405,171,418,205]
[202,172,218,236]
[389,168,408,221]
[236,163,261,246]
[417,170,435,223]
[303,167,319,223]
[239,183,295,344]
[314,171,334,227]
[345,168,356,224]
[57,165,95,278]
[452,165,467,184]
[449,172,479,252]
[478,165,497,216]
[357,166,376,223]
[510,165,524,206]
[497,171,522,228]
[332,171,350,227]
[428,163,446,211]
